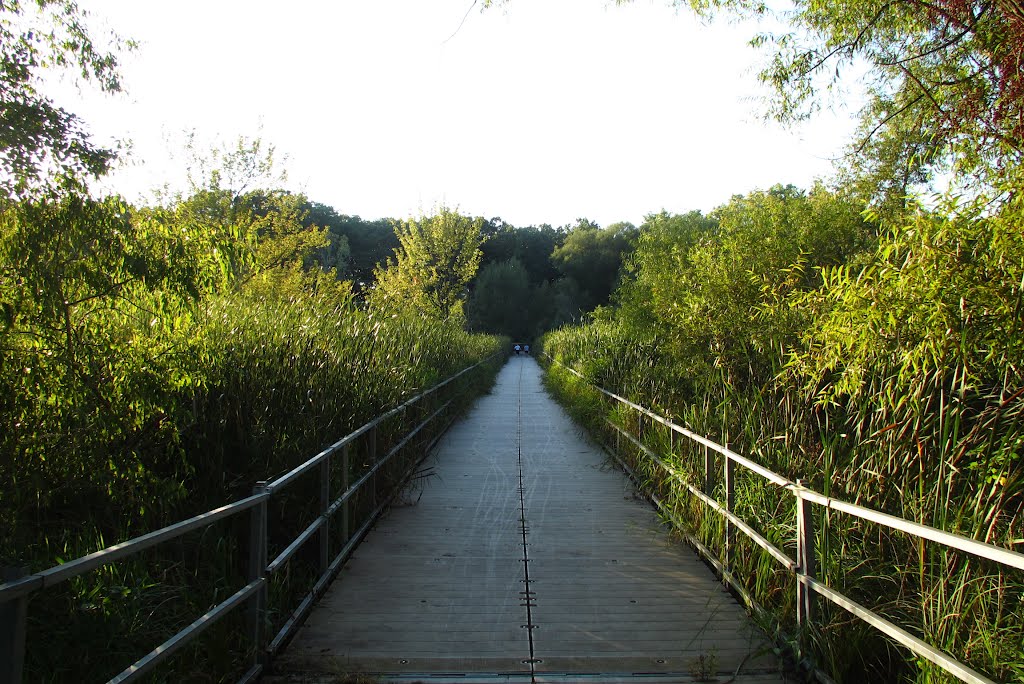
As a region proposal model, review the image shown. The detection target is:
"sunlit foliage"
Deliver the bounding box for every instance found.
[541,183,1024,683]
[371,207,485,321]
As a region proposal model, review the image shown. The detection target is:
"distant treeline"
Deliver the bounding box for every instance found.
[304,204,638,341]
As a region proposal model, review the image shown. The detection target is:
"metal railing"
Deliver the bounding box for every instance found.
[545,354,1024,684]
[0,354,497,684]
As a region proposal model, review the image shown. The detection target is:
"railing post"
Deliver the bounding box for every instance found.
[341,444,351,541]
[796,478,816,627]
[319,455,330,576]
[724,455,736,576]
[248,482,269,667]
[0,567,27,684]
[369,426,378,506]
[703,444,713,497]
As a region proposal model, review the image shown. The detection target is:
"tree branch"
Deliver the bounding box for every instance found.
[801,2,897,77]
[443,0,478,44]
[852,92,927,155]
[878,25,974,67]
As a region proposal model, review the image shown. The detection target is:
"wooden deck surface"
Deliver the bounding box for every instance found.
[274,357,787,683]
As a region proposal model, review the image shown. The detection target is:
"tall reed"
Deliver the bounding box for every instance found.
[538,191,1024,682]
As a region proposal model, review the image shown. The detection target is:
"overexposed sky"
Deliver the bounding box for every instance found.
[71,0,860,227]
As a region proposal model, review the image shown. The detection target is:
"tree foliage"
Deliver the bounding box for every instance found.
[480,222,561,285]
[618,185,874,385]
[542,180,1024,682]
[0,179,503,682]
[680,0,1024,202]
[790,192,1024,503]
[372,207,484,320]
[550,219,637,309]
[466,258,538,340]
[484,0,1024,208]
[0,0,132,199]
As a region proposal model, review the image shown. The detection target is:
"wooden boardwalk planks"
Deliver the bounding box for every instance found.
[274,357,787,683]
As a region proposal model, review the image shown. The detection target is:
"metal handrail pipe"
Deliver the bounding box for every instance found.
[267,491,387,656]
[267,355,495,494]
[267,433,426,659]
[0,493,269,602]
[270,400,451,579]
[621,441,763,619]
[266,516,324,576]
[550,355,1010,684]
[0,574,43,604]
[108,579,263,683]
[267,490,385,656]
[237,663,263,684]
[802,576,996,684]
[325,401,451,518]
[547,355,792,487]
[609,420,796,571]
[552,354,1024,572]
[796,488,1024,572]
[682,482,795,572]
[676,428,792,487]
[270,396,462,656]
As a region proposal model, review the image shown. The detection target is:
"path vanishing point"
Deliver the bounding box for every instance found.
[274,356,788,684]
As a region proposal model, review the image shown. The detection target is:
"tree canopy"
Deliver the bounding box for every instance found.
[0,0,132,199]
[371,208,485,320]
[483,0,1024,209]
[466,258,536,340]
[691,0,1024,202]
[550,219,637,310]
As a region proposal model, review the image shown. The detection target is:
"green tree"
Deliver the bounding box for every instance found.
[301,202,398,287]
[481,223,561,285]
[161,136,333,297]
[0,1,132,199]
[466,258,536,339]
[687,0,1024,204]
[550,219,637,309]
[371,207,484,320]
[619,185,874,385]
[0,190,224,547]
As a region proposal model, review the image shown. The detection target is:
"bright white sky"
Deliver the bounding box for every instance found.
[72,0,860,228]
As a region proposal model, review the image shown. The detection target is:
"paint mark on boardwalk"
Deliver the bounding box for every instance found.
[273,357,787,683]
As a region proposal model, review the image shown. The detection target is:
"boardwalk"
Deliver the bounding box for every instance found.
[276,357,786,683]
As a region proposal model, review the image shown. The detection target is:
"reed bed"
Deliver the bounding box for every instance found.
[540,324,1023,684]
[538,189,1024,683]
[2,284,504,682]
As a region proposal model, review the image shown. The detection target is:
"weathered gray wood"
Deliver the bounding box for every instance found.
[276,358,784,682]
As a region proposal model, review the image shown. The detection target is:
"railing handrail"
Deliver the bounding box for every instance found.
[0,351,499,683]
[548,355,1024,570]
[544,352,1019,684]
[0,493,270,603]
[266,355,495,493]
[558,362,794,487]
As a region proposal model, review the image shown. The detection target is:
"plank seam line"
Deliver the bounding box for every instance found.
[516,359,539,681]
